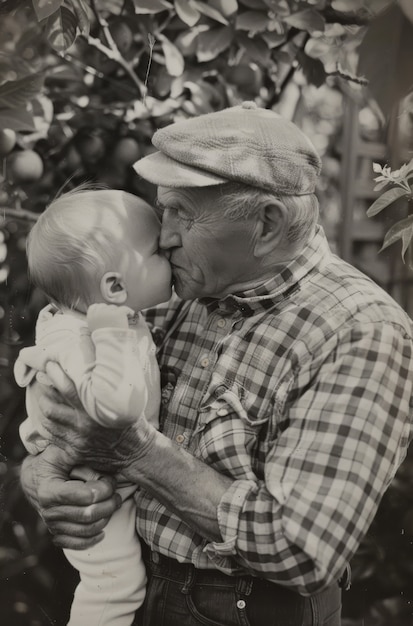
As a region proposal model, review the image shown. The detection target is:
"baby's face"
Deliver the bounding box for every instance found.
[121,202,172,310]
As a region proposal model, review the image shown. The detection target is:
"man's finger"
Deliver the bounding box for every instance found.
[43,498,120,524]
[38,478,119,507]
[52,532,105,550]
[69,465,116,484]
[45,516,111,537]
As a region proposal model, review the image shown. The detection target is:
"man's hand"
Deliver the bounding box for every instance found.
[32,378,157,475]
[21,446,122,549]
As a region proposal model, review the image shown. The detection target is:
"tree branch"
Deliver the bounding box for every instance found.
[1,207,39,223]
[85,36,144,95]
[86,0,144,96]
[327,67,369,85]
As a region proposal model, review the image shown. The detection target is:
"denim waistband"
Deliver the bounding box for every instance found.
[141,543,350,597]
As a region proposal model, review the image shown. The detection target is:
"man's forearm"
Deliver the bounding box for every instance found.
[123,430,233,542]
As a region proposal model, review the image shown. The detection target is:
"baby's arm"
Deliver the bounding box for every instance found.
[60,305,149,428]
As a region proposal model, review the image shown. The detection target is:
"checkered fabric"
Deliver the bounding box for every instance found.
[137,226,413,595]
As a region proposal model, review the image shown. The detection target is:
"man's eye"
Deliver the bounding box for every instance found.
[177,212,193,229]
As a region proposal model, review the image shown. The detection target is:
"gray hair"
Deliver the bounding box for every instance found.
[217,182,319,249]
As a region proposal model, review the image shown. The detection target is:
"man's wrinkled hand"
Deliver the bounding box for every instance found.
[33,379,157,475]
[20,446,122,550]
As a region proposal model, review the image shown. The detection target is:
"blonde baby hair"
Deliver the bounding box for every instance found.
[27,184,147,310]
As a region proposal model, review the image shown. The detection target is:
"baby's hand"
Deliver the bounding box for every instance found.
[87,303,135,332]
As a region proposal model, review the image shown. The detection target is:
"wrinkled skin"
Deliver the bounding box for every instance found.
[20,367,157,548]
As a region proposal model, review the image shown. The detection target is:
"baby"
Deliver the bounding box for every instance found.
[14,185,172,626]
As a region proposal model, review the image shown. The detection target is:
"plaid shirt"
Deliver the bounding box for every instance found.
[137,226,413,595]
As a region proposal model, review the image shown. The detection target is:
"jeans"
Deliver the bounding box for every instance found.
[133,548,343,626]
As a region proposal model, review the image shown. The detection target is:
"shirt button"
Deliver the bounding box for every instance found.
[152,552,160,564]
[200,357,210,368]
[176,434,185,444]
[237,600,246,609]
[217,318,226,328]
[217,408,229,417]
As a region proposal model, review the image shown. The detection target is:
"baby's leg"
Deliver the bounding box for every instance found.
[65,485,146,626]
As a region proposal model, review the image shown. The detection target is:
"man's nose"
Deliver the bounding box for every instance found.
[159,209,181,250]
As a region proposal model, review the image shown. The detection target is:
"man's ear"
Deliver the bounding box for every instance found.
[100,272,127,304]
[253,200,289,258]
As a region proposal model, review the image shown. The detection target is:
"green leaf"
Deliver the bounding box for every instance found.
[405,158,413,177]
[44,6,78,52]
[174,27,204,56]
[174,0,200,26]
[239,0,267,8]
[209,0,238,16]
[296,50,327,87]
[69,0,90,36]
[133,0,172,13]
[0,107,36,131]
[0,0,22,13]
[196,26,233,62]
[159,35,185,77]
[236,10,269,32]
[97,0,124,13]
[331,0,365,11]
[366,186,408,217]
[32,0,64,21]
[283,9,325,33]
[358,4,413,115]
[237,32,270,65]
[0,52,35,83]
[373,179,391,192]
[380,215,413,261]
[193,1,229,25]
[261,31,287,48]
[0,73,44,108]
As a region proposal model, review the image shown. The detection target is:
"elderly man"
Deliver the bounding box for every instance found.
[21,102,413,626]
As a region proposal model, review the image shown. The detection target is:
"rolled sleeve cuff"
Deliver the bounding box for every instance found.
[203,479,258,563]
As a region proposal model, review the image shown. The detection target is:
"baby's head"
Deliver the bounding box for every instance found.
[27,185,172,312]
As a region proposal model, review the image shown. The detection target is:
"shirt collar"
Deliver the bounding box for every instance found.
[200,226,332,317]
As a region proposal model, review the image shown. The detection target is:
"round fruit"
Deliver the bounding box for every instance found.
[0,129,17,158]
[229,63,263,94]
[75,134,106,166]
[7,149,44,184]
[109,20,133,55]
[61,144,83,174]
[112,137,141,166]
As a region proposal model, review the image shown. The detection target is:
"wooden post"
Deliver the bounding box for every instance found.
[338,96,359,262]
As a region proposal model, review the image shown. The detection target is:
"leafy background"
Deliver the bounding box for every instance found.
[1,1,413,624]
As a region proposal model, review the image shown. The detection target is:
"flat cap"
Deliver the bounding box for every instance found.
[133,101,321,196]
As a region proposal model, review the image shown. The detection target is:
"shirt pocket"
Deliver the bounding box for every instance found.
[190,382,269,480]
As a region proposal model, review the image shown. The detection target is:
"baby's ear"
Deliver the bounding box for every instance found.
[100,272,127,304]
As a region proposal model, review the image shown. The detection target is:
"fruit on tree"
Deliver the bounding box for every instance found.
[0,129,17,158]
[74,130,106,166]
[228,63,263,94]
[112,137,141,166]
[61,144,83,174]
[109,20,133,55]
[7,149,44,183]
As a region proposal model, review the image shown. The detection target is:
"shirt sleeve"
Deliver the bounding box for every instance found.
[60,327,148,428]
[206,322,413,595]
